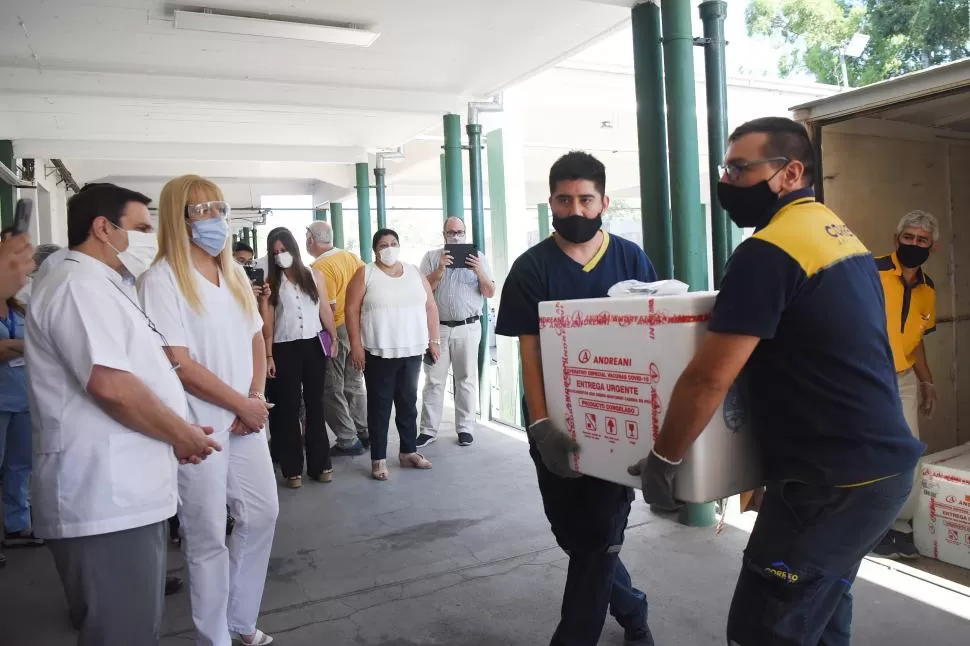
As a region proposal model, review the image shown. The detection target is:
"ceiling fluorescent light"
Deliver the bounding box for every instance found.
[173,10,380,47]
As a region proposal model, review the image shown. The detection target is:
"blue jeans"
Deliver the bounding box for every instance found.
[529,442,648,646]
[726,472,913,646]
[0,410,32,533]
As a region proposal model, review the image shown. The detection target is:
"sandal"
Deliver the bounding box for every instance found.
[399,452,432,469]
[285,476,302,489]
[232,628,274,645]
[371,460,389,481]
[314,470,333,483]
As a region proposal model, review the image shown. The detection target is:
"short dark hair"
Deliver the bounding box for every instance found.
[67,183,151,248]
[549,151,606,197]
[729,117,816,185]
[372,228,399,252]
[233,241,254,254]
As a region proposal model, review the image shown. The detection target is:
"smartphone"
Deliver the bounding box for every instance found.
[444,243,476,268]
[12,198,32,236]
[423,348,437,366]
[244,266,264,285]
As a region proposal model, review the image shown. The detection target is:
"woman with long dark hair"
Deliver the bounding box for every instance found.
[264,228,338,488]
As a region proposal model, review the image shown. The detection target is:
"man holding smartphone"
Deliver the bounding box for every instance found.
[416,216,495,448]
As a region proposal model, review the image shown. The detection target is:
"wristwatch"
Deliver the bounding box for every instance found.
[430,339,441,345]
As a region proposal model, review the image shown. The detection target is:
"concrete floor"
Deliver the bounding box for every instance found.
[2,416,970,646]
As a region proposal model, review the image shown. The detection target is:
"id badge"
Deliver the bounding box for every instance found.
[8,358,25,368]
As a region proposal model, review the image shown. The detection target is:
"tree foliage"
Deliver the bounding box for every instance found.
[746,0,970,86]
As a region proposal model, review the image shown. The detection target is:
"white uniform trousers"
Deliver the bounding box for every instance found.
[420,321,481,437]
[893,368,922,533]
[178,429,279,646]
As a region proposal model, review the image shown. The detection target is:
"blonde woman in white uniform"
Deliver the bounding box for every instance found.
[139,175,279,646]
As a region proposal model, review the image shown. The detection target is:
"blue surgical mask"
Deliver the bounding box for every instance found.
[190,217,229,257]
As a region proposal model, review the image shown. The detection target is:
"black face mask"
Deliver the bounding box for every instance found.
[716,181,779,229]
[896,243,930,269]
[553,214,602,244]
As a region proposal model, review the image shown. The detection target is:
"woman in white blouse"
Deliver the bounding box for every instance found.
[139,175,278,646]
[345,228,440,481]
[262,228,338,488]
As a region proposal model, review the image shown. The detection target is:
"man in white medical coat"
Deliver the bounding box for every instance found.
[26,183,220,646]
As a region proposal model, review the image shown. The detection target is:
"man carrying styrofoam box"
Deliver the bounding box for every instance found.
[538,283,763,504]
[627,117,924,645]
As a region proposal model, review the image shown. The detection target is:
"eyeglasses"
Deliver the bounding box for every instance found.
[717,157,790,182]
[185,200,231,221]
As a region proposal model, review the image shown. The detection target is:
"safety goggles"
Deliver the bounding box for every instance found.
[185,200,231,221]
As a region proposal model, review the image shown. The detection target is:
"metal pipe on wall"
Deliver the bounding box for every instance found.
[632,1,673,278]
[700,0,737,286]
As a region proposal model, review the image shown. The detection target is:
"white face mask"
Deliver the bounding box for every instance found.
[117,229,158,279]
[275,251,294,269]
[378,246,400,266]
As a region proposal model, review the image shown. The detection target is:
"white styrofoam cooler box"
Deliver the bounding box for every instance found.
[538,293,762,503]
[915,443,970,569]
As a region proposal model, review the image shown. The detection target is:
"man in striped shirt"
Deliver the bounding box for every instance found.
[417,217,495,448]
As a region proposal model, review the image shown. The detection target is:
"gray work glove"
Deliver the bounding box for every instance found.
[528,419,582,479]
[628,450,682,513]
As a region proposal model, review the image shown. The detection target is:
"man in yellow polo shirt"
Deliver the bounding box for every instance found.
[872,210,939,559]
[307,221,368,456]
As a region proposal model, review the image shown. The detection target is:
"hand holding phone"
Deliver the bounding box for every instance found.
[12,198,32,236]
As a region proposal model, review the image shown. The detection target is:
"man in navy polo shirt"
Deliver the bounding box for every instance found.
[629,117,924,645]
[497,151,657,646]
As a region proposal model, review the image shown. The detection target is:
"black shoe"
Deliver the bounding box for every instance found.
[164,576,184,596]
[457,432,474,446]
[226,513,235,537]
[358,435,371,449]
[624,625,656,645]
[331,440,366,457]
[415,433,436,449]
[2,530,45,548]
[871,529,919,560]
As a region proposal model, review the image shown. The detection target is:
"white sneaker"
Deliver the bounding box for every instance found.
[232,629,274,645]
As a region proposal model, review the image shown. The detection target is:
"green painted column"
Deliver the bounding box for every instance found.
[631,2,673,279]
[661,0,714,529]
[314,207,328,222]
[440,153,448,222]
[700,0,737,286]
[537,203,550,241]
[242,227,251,246]
[662,0,708,293]
[0,141,15,228]
[355,162,373,263]
[374,166,387,230]
[331,202,345,249]
[467,121,489,418]
[486,127,527,428]
[443,114,465,220]
[251,227,259,258]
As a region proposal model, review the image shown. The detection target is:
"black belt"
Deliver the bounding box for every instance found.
[441,315,481,327]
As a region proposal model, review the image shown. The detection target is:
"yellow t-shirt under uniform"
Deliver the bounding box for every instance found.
[312,248,364,328]
[875,252,936,373]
